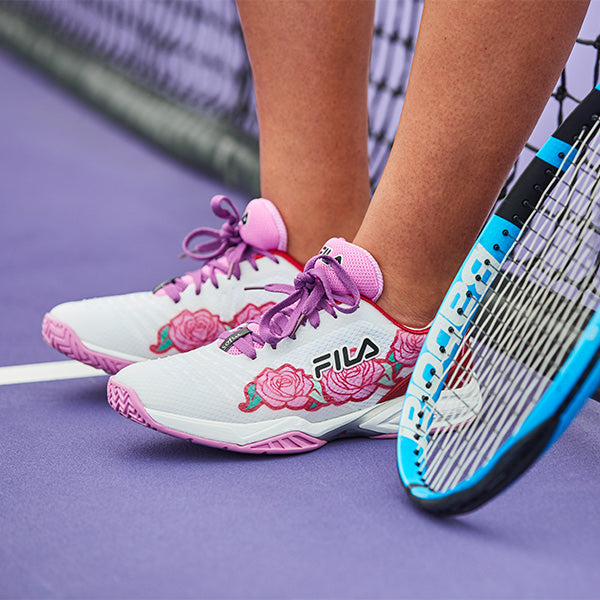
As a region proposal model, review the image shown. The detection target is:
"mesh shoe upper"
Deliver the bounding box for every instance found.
[110,238,428,446]
[46,196,301,363]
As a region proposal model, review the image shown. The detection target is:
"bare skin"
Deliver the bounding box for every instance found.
[237,0,374,263]
[237,0,589,327]
[355,0,590,327]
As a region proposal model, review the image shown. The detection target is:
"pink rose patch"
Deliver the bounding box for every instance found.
[230,302,276,327]
[241,364,315,412]
[320,359,386,404]
[168,309,227,352]
[390,330,425,369]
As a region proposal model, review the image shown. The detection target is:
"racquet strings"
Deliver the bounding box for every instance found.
[419,117,600,493]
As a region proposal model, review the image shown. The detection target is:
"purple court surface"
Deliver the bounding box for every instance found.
[3,33,600,599]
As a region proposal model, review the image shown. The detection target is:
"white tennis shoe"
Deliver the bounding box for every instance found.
[42,196,302,374]
[107,238,435,453]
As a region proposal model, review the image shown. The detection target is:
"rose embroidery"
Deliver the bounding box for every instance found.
[389,330,424,369]
[167,309,226,352]
[376,330,426,401]
[240,364,316,412]
[150,302,276,354]
[320,359,387,404]
[231,302,276,327]
[238,327,428,414]
[150,309,226,353]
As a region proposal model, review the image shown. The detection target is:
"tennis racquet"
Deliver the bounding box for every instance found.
[397,83,600,515]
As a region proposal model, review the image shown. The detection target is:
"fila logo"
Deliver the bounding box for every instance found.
[319,245,343,265]
[312,337,380,379]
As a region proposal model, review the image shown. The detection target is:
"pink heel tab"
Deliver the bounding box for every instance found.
[316,238,384,301]
[240,198,288,252]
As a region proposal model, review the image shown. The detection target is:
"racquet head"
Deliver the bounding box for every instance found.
[397,83,600,515]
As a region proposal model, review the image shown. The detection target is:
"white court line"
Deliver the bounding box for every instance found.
[0,361,106,386]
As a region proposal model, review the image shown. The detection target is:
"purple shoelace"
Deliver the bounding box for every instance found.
[219,254,361,359]
[154,195,278,303]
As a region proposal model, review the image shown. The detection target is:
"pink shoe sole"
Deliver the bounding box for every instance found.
[42,313,133,375]
[107,378,327,454]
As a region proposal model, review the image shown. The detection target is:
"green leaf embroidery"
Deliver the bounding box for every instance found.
[244,383,263,411]
[309,391,327,405]
[151,325,173,353]
[382,362,394,379]
[378,364,395,387]
[309,380,327,405]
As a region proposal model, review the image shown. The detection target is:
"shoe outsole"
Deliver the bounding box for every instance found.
[107,379,328,454]
[42,313,133,375]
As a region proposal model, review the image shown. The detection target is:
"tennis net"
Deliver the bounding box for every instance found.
[0,0,598,195]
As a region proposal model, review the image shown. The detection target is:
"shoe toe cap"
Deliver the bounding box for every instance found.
[48,292,168,360]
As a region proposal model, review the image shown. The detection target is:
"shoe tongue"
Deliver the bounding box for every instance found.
[315,238,384,301]
[239,198,287,252]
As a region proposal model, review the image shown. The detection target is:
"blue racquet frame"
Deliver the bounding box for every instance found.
[397,83,600,515]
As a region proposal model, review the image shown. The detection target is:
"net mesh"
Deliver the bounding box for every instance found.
[5,1,258,132]
[0,0,600,193]
[0,0,419,191]
[2,0,597,194]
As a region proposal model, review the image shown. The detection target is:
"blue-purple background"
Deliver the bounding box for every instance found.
[2,6,600,597]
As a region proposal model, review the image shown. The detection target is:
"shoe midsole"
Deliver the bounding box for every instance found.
[144,379,481,445]
[82,339,149,363]
[146,398,404,445]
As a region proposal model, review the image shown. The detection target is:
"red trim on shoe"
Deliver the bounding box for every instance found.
[253,250,304,272]
[377,373,412,404]
[361,297,430,334]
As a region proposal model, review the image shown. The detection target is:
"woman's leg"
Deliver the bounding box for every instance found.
[236,0,375,263]
[354,0,589,327]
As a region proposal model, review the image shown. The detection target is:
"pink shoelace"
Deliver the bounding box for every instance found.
[154,195,278,303]
[219,254,361,359]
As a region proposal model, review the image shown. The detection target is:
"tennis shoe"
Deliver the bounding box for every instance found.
[107,238,437,453]
[43,195,301,374]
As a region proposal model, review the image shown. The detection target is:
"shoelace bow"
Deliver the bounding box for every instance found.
[154,195,277,302]
[221,254,362,359]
